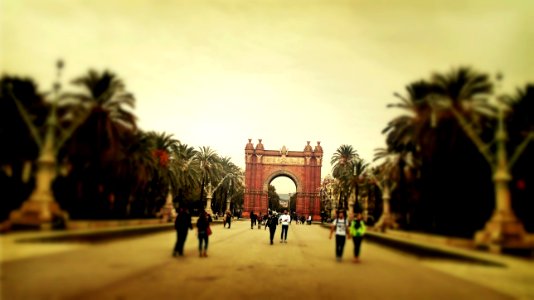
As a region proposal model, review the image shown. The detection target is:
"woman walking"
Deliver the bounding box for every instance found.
[329,210,349,262]
[350,212,366,263]
[196,209,212,257]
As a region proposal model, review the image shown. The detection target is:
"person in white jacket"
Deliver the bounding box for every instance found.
[279,210,291,243]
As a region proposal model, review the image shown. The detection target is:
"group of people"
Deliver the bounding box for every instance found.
[263,209,291,244]
[329,210,366,263]
[172,207,366,263]
[172,207,212,258]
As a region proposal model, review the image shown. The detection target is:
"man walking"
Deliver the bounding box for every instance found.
[250,211,257,229]
[265,212,278,245]
[173,206,193,257]
[224,210,232,229]
[279,209,291,243]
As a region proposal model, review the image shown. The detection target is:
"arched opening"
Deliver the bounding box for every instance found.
[269,176,297,213]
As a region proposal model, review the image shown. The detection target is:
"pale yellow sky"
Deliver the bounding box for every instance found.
[1,0,532,193]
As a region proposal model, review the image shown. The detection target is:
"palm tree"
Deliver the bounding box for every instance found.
[195,146,221,209]
[60,69,137,218]
[217,156,243,213]
[385,81,436,158]
[349,158,369,213]
[144,131,180,216]
[383,67,496,235]
[331,145,359,209]
[112,130,157,218]
[170,143,200,206]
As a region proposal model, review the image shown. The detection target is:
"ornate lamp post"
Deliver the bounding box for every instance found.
[8,61,89,229]
[431,96,533,251]
[205,173,236,216]
[225,180,232,212]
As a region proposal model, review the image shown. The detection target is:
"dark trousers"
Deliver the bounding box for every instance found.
[269,227,277,243]
[251,219,256,229]
[353,236,363,257]
[174,230,188,255]
[198,232,209,252]
[280,225,289,240]
[335,235,346,258]
[225,218,231,228]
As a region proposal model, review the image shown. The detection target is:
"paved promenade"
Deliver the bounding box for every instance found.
[1,220,532,299]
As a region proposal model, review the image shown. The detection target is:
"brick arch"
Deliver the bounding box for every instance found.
[243,139,323,220]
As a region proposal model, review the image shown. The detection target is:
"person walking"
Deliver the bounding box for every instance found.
[196,209,212,258]
[173,206,193,257]
[224,210,232,229]
[329,210,349,262]
[279,209,291,243]
[349,212,366,263]
[250,211,257,229]
[264,212,278,245]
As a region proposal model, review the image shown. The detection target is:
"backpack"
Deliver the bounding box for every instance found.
[349,220,366,237]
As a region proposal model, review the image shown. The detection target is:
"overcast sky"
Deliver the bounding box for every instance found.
[2,0,532,193]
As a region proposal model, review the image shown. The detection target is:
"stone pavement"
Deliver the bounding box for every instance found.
[1,220,532,299]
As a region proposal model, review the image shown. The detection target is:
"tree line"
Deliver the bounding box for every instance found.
[0,65,244,220]
[326,67,533,237]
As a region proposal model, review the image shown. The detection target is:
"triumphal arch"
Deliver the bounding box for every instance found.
[243,139,323,220]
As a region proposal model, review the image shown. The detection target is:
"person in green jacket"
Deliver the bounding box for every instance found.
[349,212,366,263]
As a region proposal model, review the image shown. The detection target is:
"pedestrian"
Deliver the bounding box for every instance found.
[173,206,193,257]
[329,210,349,262]
[307,215,312,225]
[258,213,263,229]
[279,209,291,243]
[349,212,366,263]
[196,209,212,258]
[250,211,256,229]
[264,213,278,245]
[224,210,232,229]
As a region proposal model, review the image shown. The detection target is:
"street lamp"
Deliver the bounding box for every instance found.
[8,61,90,229]
[225,179,232,212]
[430,94,533,251]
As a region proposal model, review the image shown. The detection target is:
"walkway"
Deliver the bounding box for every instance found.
[1,220,531,299]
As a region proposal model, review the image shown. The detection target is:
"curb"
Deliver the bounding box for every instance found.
[320,223,506,267]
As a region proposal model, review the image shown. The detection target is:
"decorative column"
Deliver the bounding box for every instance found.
[9,61,87,229]
[474,108,530,252]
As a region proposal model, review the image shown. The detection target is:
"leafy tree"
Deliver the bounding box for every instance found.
[268,184,281,212]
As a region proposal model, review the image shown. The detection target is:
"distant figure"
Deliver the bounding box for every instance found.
[258,213,263,229]
[300,215,306,225]
[173,207,193,257]
[224,210,232,229]
[349,212,366,263]
[307,215,312,225]
[196,210,212,257]
[265,213,278,245]
[329,210,348,262]
[250,211,257,229]
[279,210,291,243]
